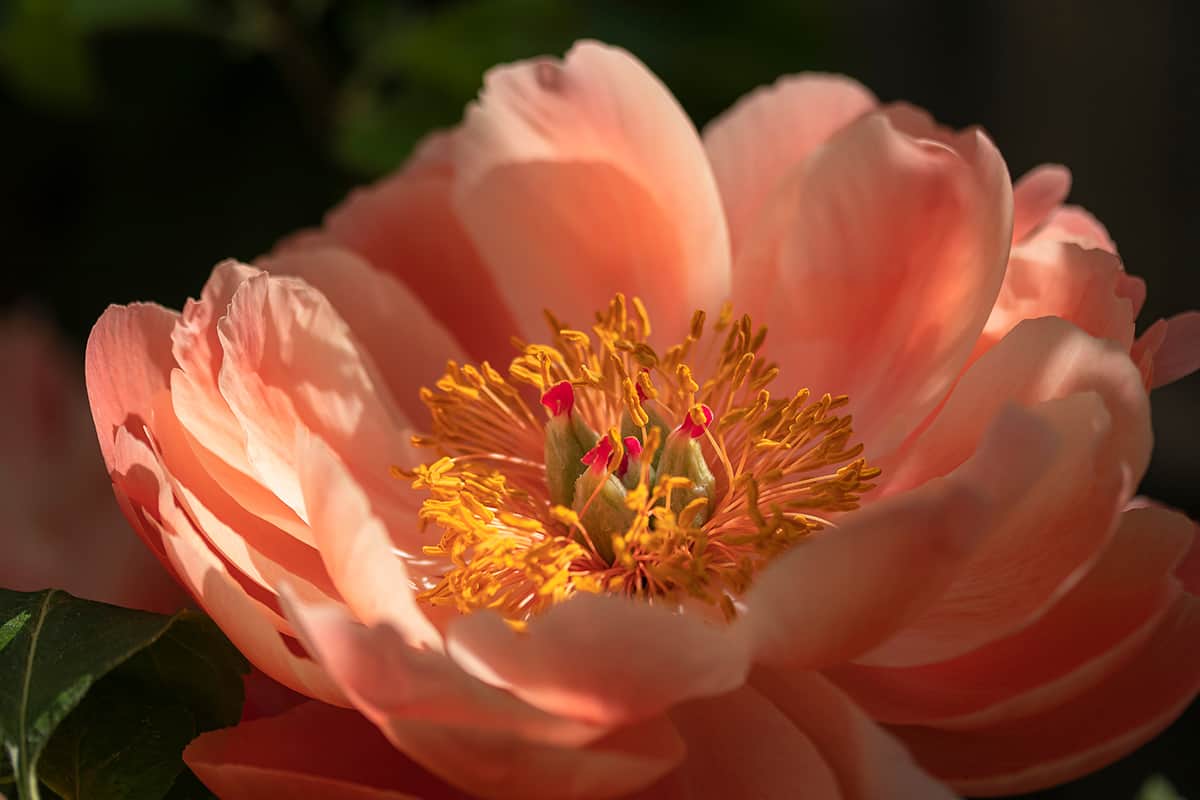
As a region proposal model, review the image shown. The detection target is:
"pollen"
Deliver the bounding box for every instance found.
[400,295,879,622]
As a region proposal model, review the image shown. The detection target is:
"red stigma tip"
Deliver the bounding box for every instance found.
[581,437,615,473]
[541,381,575,417]
[677,405,714,439]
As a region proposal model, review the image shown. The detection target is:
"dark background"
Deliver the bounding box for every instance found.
[1,1,1195,797]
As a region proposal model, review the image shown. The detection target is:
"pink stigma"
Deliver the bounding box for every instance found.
[618,436,643,476]
[541,381,575,417]
[581,437,615,474]
[676,405,714,439]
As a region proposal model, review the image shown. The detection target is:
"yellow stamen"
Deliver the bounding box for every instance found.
[400,295,878,622]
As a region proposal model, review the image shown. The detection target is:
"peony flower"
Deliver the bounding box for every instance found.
[87,41,1200,799]
[0,313,184,613]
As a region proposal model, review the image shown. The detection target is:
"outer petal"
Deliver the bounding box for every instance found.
[113,426,346,705]
[893,593,1200,796]
[186,701,468,800]
[883,316,1151,497]
[281,592,683,800]
[170,261,316,544]
[702,74,876,257]
[260,245,466,425]
[974,240,1137,360]
[735,109,1012,458]
[863,392,1130,667]
[1142,310,1200,388]
[216,273,415,522]
[1034,204,1118,253]
[740,403,1058,670]
[86,303,183,567]
[288,131,520,366]
[454,40,730,341]
[1010,163,1071,243]
[829,505,1193,727]
[629,687,842,800]
[445,593,750,726]
[751,669,955,800]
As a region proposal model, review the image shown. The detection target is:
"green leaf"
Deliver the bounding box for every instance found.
[0,589,247,800]
[1137,775,1183,800]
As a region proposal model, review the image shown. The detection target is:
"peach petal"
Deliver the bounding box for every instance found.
[149,391,340,607]
[186,701,468,800]
[893,593,1200,796]
[261,246,466,425]
[113,425,346,705]
[751,669,955,800]
[87,303,179,473]
[629,687,842,800]
[1011,164,1071,243]
[86,303,183,569]
[974,240,1136,361]
[734,110,1012,458]
[864,392,1131,667]
[884,316,1151,497]
[454,40,729,341]
[304,134,521,366]
[829,505,1193,727]
[702,73,876,257]
[216,273,414,522]
[1034,204,1118,253]
[169,261,317,544]
[1145,310,1200,388]
[296,429,441,648]
[741,403,1057,671]
[444,593,750,726]
[281,591,683,800]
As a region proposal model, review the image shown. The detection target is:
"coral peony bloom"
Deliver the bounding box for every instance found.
[0,313,185,613]
[87,41,1200,799]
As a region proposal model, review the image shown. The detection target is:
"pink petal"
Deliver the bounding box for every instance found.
[893,593,1200,796]
[974,240,1137,361]
[85,303,182,569]
[186,700,468,800]
[149,390,340,609]
[296,429,441,648]
[1010,164,1071,243]
[281,591,683,800]
[216,272,415,522]
[702,74,876,258]
[734,109,1013,458]
[628,687,842,800]
[751,669,955,800]
[445,593,750,726]
[86,303,179,477]
[453,40,729,341]
[261,245,466,425]
[114,426,346,705]
[1034,204,1118,253]
[741,403,1058,670]
[300,132,521,366]
[169,261,315,545]
[829,505,1194,726]
[864,392,1132,667]
[1144,310,1200,388]
[884,316,1151,498]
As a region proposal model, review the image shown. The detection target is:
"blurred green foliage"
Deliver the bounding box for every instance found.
[0,0,835,175]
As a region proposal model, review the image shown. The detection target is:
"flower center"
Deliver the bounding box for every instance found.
[400,295,878,624]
